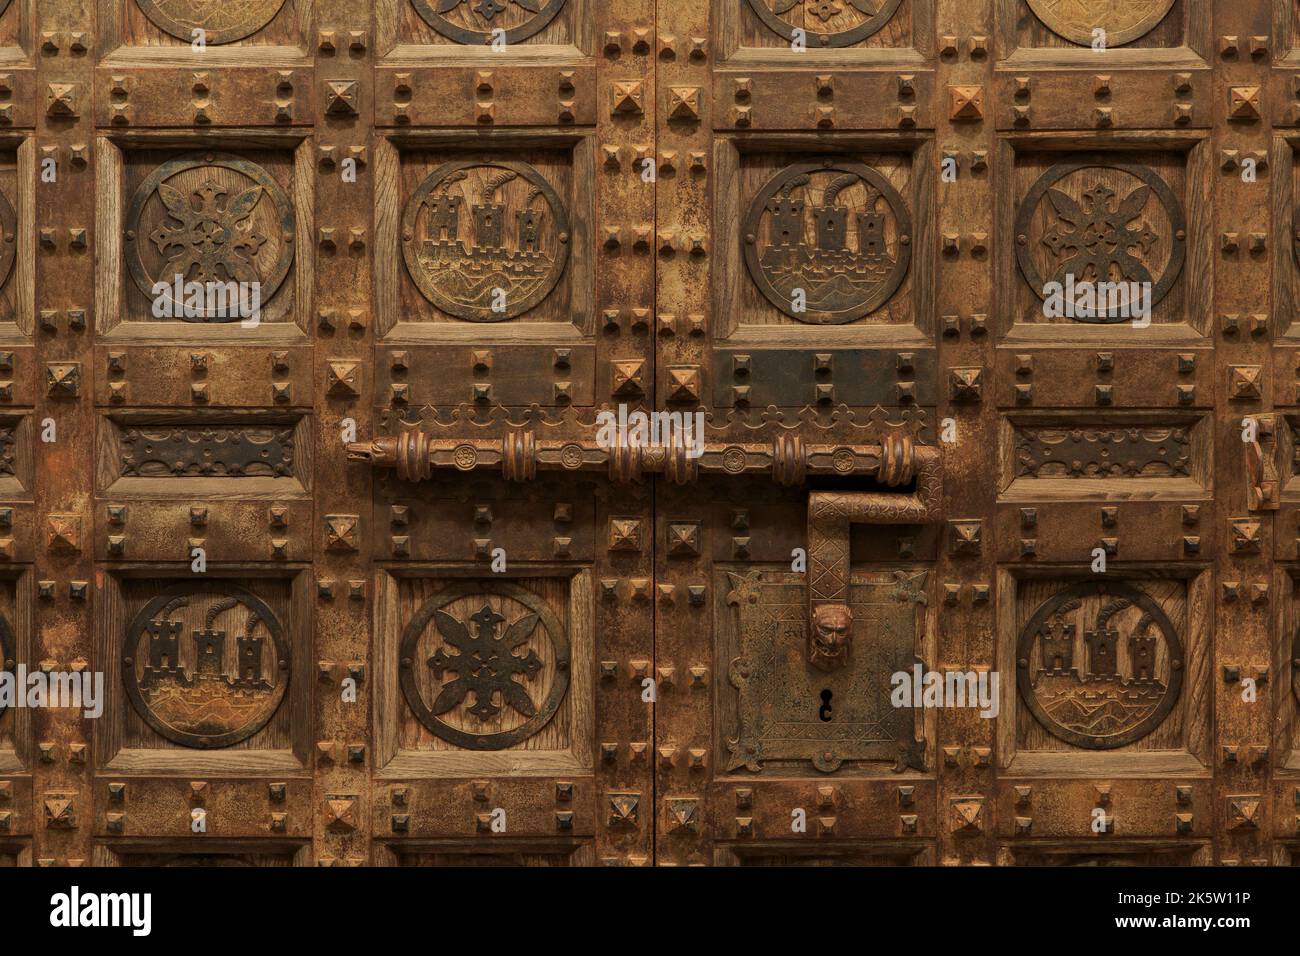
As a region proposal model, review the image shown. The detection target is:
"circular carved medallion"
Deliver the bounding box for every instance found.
[1015,162,1186,323]
[402,160,570,322]
[123,583,289,749]
[124,152,295,323]
[1026,0,1177,47]
[1016,582,1183,750]
[745,0,904,48]
[743,160,911,325]
[400,581,569,751]
[412,0,569,45]
[136,0,288,45]
[0,190,15,290]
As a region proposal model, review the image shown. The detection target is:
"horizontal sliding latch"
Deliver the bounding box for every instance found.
[347,427,936,488]
[350,415,943,674]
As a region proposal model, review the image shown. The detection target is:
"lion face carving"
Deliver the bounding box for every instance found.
[809,603,853,672]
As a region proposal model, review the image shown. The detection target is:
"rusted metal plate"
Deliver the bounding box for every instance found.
[712,348,938,408]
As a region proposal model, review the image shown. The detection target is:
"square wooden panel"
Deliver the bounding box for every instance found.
[378,0,597,56]
[96,411,310,497]
[997,411,1212,499]
[997,569,1211,775]
[1272,136,1300,340]
[717,0,929,63]
[714,566,936,778]
[375,568,593,778]
[714,136,934,347]
[94,570,311,774]
[996,138,1212,344]
[375,132,595,343]
[0,412,32,498]
[92,839,309,866]
[1271,567,1300,769]
[0,138,34,337]
[96,0,311,57]
[0,842,30,866]
[94,134,314,343]
[0,1,20,52]
[0,570,33,774]
[376,839,594,865]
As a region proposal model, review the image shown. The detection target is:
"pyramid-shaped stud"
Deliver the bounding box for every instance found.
[665,797,699,832]
[608,518,643,552]
[950,796,983,833]
[1227,796,1261,829]
[1228,364,1262,400]
[326,361,360,397]
[46,363,80,397]
[46,515,81,554]
[607,791,640,827]
[46,82,78,117]
[666,522,701,557]
[324,794,357,830]
[668,86,700,120]
[1228,86,1261,121]
[324,514,359,552]
[948,366,982,403]
[611,81,644,115]
[325,80,359,115]
[610,359,645,397]
[948,85,984,121]
[666,366,700,402]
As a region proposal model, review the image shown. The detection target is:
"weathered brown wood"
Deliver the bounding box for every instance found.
[0,0,1293,869]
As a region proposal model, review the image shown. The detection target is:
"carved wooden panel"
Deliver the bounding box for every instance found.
[998,571,1210,771]
[722,0,916,55]
[95,572,310,774]
[1019,0,1184,49]
[1002,148,1206,338]
[375,569,592,777]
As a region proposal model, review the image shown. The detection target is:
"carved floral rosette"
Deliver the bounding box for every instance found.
[745,0,905,47]
[400,581,569,750]
[124,151,295,323]
[411,0,570,45]
[1015,162,1186,323]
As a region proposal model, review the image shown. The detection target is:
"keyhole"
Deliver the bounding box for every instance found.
[818,688,833,722]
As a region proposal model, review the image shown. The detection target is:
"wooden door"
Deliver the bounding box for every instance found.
[0,0,1290,869]
[654,0,1275,868]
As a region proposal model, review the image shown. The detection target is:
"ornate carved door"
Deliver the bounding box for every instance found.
[651,0,1277,868]
[0,0,1292,871]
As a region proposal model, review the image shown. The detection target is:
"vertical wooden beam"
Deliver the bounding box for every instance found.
[1215,0,1274,866]
[934,0,997,866]
[32,0,94,866]
[596,0,656,865]
[312,0,374,868]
